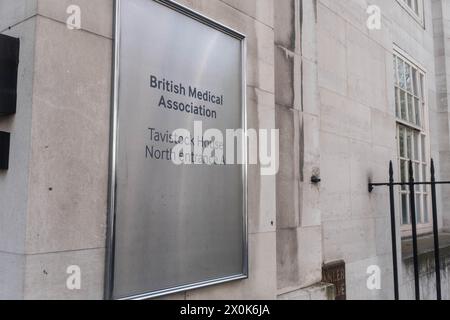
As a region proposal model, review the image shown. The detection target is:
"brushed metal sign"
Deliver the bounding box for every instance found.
[107,0,247,300]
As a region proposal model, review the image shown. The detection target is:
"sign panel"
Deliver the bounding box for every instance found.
[322,261,346,300]
[108,0,247,299]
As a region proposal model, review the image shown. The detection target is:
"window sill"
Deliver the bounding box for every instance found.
[401,233,450,261]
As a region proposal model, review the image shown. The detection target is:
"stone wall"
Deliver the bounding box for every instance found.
[317,0,397,300]
[0,0,37,300]
[1,0,450,300]
[317,0,448,300]
[431,0,450,231]
[0,0,112,299]
[275,0,323,297]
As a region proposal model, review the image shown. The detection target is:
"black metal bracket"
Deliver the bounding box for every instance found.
[311,175,321,184]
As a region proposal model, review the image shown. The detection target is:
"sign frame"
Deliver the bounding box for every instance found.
[105,0,248,300]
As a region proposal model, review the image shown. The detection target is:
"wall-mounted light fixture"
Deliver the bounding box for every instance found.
[0,131,10,170]
[0,34,20,116]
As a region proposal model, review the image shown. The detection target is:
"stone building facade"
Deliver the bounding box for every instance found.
[0,0,449,300]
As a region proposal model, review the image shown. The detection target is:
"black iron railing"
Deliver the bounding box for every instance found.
[369,159,447,300]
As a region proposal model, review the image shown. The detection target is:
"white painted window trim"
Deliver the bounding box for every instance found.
[393,47,432,236]
[396,0,425,27]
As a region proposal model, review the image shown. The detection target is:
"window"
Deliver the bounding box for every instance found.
[394,51,430,231]
[397,0,424,24]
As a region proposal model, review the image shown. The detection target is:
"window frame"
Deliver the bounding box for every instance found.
[396,0,425,27]
[393,47,431,236]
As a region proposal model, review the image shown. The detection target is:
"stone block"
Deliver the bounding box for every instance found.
[320,131,351,221]
[0,252,25,299]
[276,105,300,229]
[37,0,113,38]
[276,228,299,290]
[317,29,347,96]
[25,17,111,253]
[0,0,37,31]
[297,226,322,287]
[274,0,296,51]
[220,0,274,28]
[24,248,105,299]
[275,46,295,108]
[0,18,37,254]
[322,218,376,264]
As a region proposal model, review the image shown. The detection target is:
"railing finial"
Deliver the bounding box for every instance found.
[431,158,435,177]
[389,161,394,183]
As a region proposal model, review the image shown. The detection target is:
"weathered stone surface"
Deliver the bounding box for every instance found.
[276,228,299,290]
[274,0,296,51]
[0,18,36,254]
[0,252,25,299]
[274,46,295,108]
[23,248,105,299]
[26,16,111,254]
[278,282,335,300]
[37,0,114,38]
[247,87,277,234]
[1,0,450,301]
[276,105,300,229]
[0,0,37,32]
